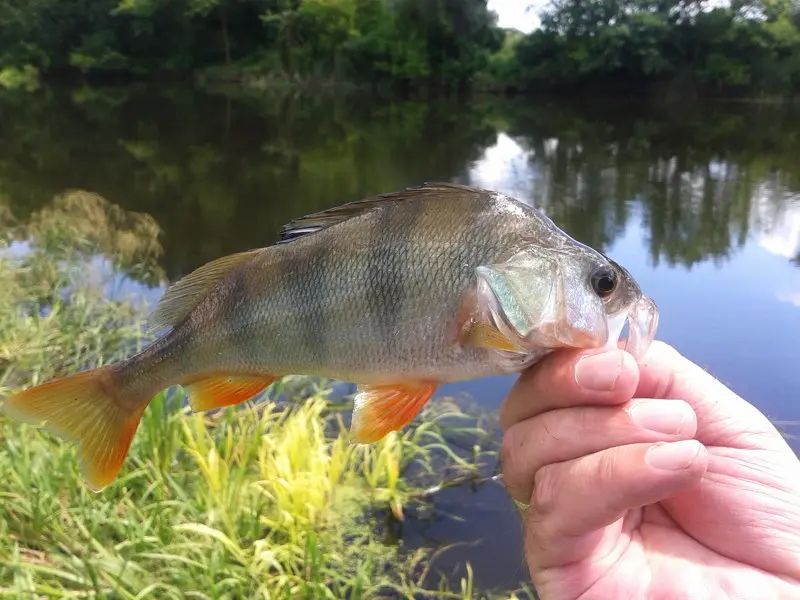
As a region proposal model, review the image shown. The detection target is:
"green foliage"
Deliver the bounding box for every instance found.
[0,65,40,90]
[480,29,524,89]
[507,0,800,96]
[0,0,503,89]
[5,0,800,95]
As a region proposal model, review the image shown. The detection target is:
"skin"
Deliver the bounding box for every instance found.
[499,341,800,600]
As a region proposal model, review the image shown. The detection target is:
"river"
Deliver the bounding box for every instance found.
[1,84,799,596]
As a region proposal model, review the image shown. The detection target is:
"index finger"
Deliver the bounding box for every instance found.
[499,347,640,432]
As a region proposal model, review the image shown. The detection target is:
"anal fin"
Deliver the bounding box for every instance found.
[350,381,437,443]
[183,374,278,412]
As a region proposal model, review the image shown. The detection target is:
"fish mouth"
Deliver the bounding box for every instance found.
[606,295,659,360]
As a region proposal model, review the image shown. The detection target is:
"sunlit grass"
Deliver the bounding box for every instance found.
[0,388,485,598]
[0,193,531,599]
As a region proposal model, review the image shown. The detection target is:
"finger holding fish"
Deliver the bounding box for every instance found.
[501,394,697,504]
[499,348,640,432]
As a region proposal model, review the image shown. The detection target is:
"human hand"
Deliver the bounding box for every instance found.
[499,341,800,599]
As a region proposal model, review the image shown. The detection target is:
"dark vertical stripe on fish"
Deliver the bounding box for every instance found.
[309,232,332,366]
[223,263,261,369]
[284,237,328,368]
[367,201,424,346]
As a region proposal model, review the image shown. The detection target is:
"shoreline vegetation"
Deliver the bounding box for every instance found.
[0,192,533,599]
[3,1,800,101]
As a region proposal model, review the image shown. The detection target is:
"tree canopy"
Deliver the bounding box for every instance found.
[2,0,800,96]
[0,0,503,90]
[501,0,800,96]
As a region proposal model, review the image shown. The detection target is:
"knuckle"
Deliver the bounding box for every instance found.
[531,464,559,514]
[523,512,558,567]
[499,426,520,475]
[573,406,594,434]
[652,340,681,358]
[500,427,534,503]
[500,424,531,485]
[596,448,619,484]
[648,340,684,368]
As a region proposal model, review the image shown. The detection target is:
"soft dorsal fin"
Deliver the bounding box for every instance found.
[147,248,265,333]
[278,181,480,243]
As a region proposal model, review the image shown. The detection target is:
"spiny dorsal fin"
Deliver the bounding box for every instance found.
[147,248,265,333]
[278,182,481,243]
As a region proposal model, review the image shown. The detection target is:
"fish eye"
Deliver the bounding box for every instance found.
[590,266,617,299]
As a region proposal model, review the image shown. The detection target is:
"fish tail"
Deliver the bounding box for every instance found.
[2,365,149,492]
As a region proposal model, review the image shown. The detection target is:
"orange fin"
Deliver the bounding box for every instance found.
[349,381,437,443]
[1,366,148,492]
[147,248,266,333]
[184,374,277,412]
[460,321,525,353]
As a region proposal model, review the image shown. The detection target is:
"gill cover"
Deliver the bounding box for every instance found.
[475,247,609,349]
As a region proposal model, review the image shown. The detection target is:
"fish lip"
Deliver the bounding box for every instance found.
[604,309,630,352]
[620,295,659,360]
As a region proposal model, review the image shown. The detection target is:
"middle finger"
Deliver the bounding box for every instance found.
[501,397,697,503]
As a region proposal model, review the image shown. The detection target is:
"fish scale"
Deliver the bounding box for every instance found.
[1,182,658,491]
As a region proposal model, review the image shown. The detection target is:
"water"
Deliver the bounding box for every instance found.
[2,85,799,595]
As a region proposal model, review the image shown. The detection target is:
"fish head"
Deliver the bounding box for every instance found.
[474,242,658,361]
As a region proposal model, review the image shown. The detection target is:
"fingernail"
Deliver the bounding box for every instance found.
[629,399,692,435]
[575,351,624,391]
[646,440,701,470]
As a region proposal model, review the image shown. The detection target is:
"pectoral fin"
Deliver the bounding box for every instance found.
[184,374,278,412]
[349,381,437,443]
[460,321,526,353]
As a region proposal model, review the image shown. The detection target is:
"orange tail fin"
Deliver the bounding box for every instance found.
[1,366,148,492]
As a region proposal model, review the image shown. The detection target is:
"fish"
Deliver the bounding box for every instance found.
[0,182,658,491]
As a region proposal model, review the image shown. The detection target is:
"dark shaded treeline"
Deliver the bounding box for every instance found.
[4,1,800,97]
[0,0,502,91]
[0,85,798,283]
[496,1,800,98]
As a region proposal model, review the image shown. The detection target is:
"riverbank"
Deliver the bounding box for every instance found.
[7,65,800,110]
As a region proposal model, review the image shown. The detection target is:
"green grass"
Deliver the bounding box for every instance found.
[0,387,483,598]
[0,191,536,599]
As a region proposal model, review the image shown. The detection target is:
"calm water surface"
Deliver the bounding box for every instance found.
[2,85,799,595]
